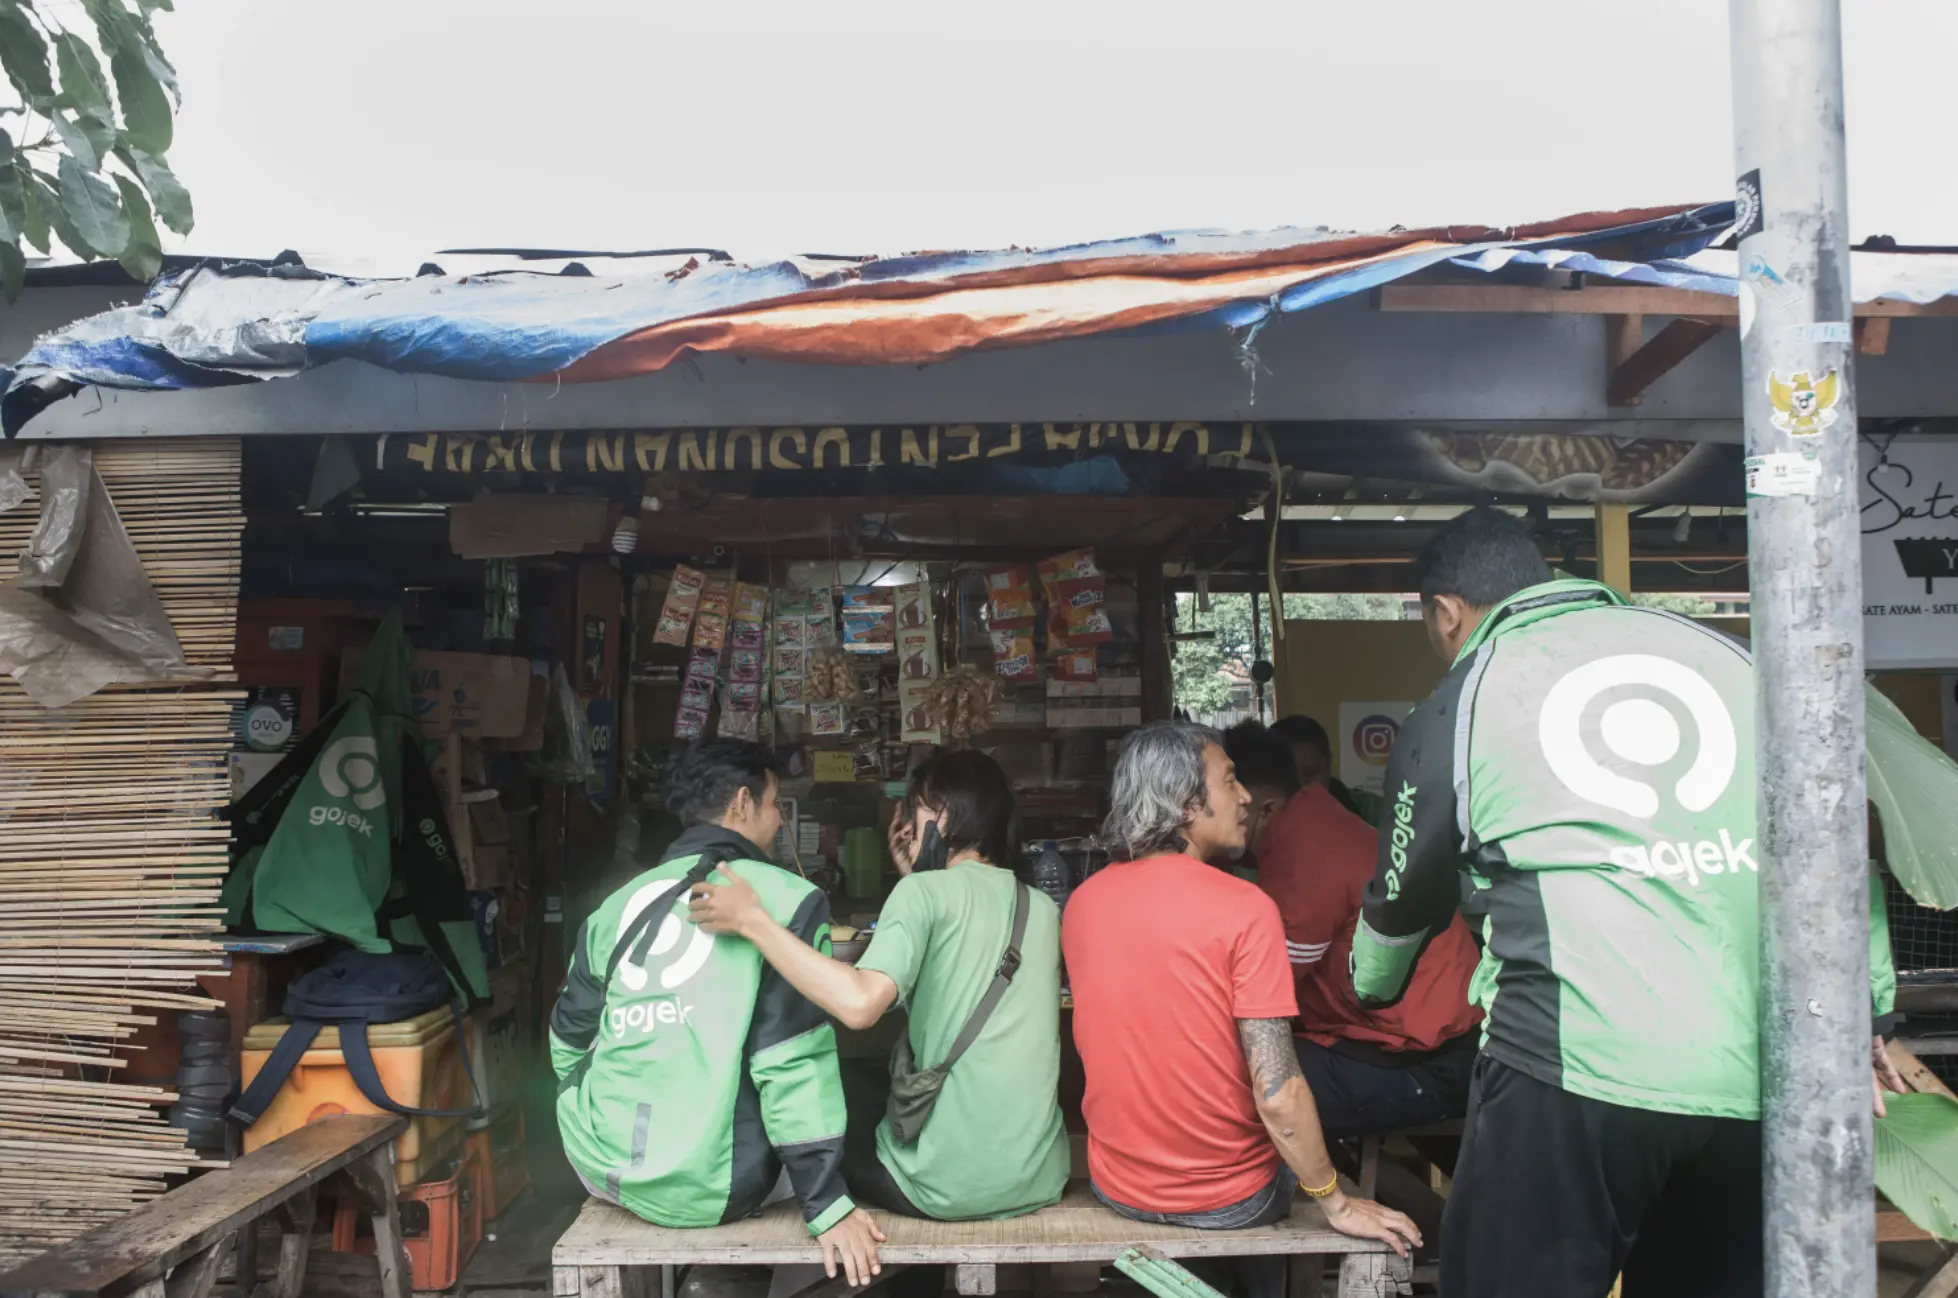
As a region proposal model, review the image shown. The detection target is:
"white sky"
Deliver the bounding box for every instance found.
[146,0,1958,271]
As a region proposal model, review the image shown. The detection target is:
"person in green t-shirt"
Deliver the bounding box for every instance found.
[690,749,1069,1224]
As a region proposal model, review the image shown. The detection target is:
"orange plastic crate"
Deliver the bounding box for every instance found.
[241,1007,467,1186]
[332,1145,481,1292]
[467,1106,529,1222]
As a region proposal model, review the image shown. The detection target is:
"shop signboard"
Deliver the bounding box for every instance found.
[1860,435,1958,670]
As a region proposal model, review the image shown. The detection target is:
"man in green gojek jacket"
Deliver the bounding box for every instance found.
[1351,507,1901,1298]
[550,740,885,1285]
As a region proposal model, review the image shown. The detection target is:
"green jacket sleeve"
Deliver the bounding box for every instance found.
[1354,656,1475,1006]
[1871,865,1897,1035]
[747,889,855,1236]
[548,918,602,1085]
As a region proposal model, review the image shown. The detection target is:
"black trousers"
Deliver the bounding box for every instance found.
[838,1058,929,1218]
[1441,1055,1763,1298]
[1293,1035,1475,1141]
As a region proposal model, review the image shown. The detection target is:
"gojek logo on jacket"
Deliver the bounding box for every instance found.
[608,879,716,1039]
[1537,655,1754,884]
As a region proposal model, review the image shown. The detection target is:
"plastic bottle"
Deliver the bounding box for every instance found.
[1030,841,1072,913]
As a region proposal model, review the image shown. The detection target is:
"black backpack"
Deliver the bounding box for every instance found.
[228,948,483,1126]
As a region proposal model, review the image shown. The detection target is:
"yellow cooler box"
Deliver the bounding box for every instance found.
[240,1007,468,1185]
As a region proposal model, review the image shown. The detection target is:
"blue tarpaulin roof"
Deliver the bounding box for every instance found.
[4,203,1749,435]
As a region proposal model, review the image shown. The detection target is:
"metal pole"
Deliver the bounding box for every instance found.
[1727,2,1873,1295]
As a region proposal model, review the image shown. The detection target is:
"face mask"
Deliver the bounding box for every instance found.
[914,820,950,872]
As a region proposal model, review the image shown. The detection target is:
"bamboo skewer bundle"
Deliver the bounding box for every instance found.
[0,439,243,1268]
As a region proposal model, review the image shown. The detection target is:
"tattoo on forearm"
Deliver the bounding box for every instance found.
[1237,1018,1303,1101]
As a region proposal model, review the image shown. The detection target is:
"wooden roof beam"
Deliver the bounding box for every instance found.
[1607,316,1726,407]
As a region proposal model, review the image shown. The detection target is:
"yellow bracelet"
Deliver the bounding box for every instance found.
[1302,1172,1339,1199]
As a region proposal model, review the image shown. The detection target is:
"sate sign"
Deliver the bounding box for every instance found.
[1860,434,1958,670]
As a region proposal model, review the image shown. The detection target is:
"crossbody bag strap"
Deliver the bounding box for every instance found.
[933,881,1031,1077]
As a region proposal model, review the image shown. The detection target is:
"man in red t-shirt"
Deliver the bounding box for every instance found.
[1064,721,1418,1283]
[1223,722,1481,1139]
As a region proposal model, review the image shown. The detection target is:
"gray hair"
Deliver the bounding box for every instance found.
[1101,721,1222,860]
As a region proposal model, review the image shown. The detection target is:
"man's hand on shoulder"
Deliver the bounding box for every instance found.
[816,1206,887,1286]
[688,866,767,939]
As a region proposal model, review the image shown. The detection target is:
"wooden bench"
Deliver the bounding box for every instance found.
[0,1115,411,1298]
[1355,1121,1463,1201]
[552,1183,1409,1298]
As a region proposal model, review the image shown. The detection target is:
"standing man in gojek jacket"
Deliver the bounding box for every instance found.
[1352,507,1902,1298]
[551,740,885,1286]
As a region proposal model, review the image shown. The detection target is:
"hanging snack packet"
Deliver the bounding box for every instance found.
[985,565,1038,628]
[1054,650,1099,682]
[991,627,1038,682]
[654,565,708,647]
[1058,577,1114,645]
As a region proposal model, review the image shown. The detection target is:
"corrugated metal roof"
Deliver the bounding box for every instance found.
[3,204,1736,435]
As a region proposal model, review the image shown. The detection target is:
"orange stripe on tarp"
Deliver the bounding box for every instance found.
[543,204,1706,381]
[549,242,1461,382]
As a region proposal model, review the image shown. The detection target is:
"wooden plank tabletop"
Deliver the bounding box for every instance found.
[553,1184,1384,1267]
[0,1114,404,1298]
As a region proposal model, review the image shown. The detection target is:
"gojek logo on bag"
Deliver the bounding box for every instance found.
[609,879,715,1039]
[311,735,383,837]
[1536,654,1753,885]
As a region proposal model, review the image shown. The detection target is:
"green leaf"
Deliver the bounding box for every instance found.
[112,172,157,280]
[109,44,168,153]
[0,4,54,110]
[1875,1092,1958,1241]
[20,166,48,253]
[54,153,124,257]
[52,31,111,119]
[50,110,111,172]
[0,237,22,303]
[127,11,176,98]
[115,142,188,233]
[0,129,19,243]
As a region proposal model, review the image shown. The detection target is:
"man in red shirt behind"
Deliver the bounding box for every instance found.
[1222,722,1481,1138]
[1063,720,1417,1296]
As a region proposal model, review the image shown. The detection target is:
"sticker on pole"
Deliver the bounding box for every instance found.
[1743,254,1798,307]
[1734,169,1764,241]
[1767,368,1842,436]
[1745,451,1821,499]
[1779,321,1852,345]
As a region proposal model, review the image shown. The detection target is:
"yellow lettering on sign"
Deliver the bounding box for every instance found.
[1126,423,1161,453]
[1163,422,1208,456]
[899,427,939,468]
[865,428,884,468]
[519,432,538,472]
[813,427,851,468]
[945,424,982,462]
[1226,422,1255,458]
[588,432,626,474]
[725,427,763,471]
[1085,423,1110,449]
[1044,423,1082,451]
[677,430,718,473]
[405,435,440,472]
[444,435,476,473]
[769,428,807,470]
[548,431,565,473]
[633,431,671,472]
[988,425,1023,458]
[481,435,520,472]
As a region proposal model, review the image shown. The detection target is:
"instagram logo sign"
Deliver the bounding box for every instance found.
[1350,714,1402,767]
